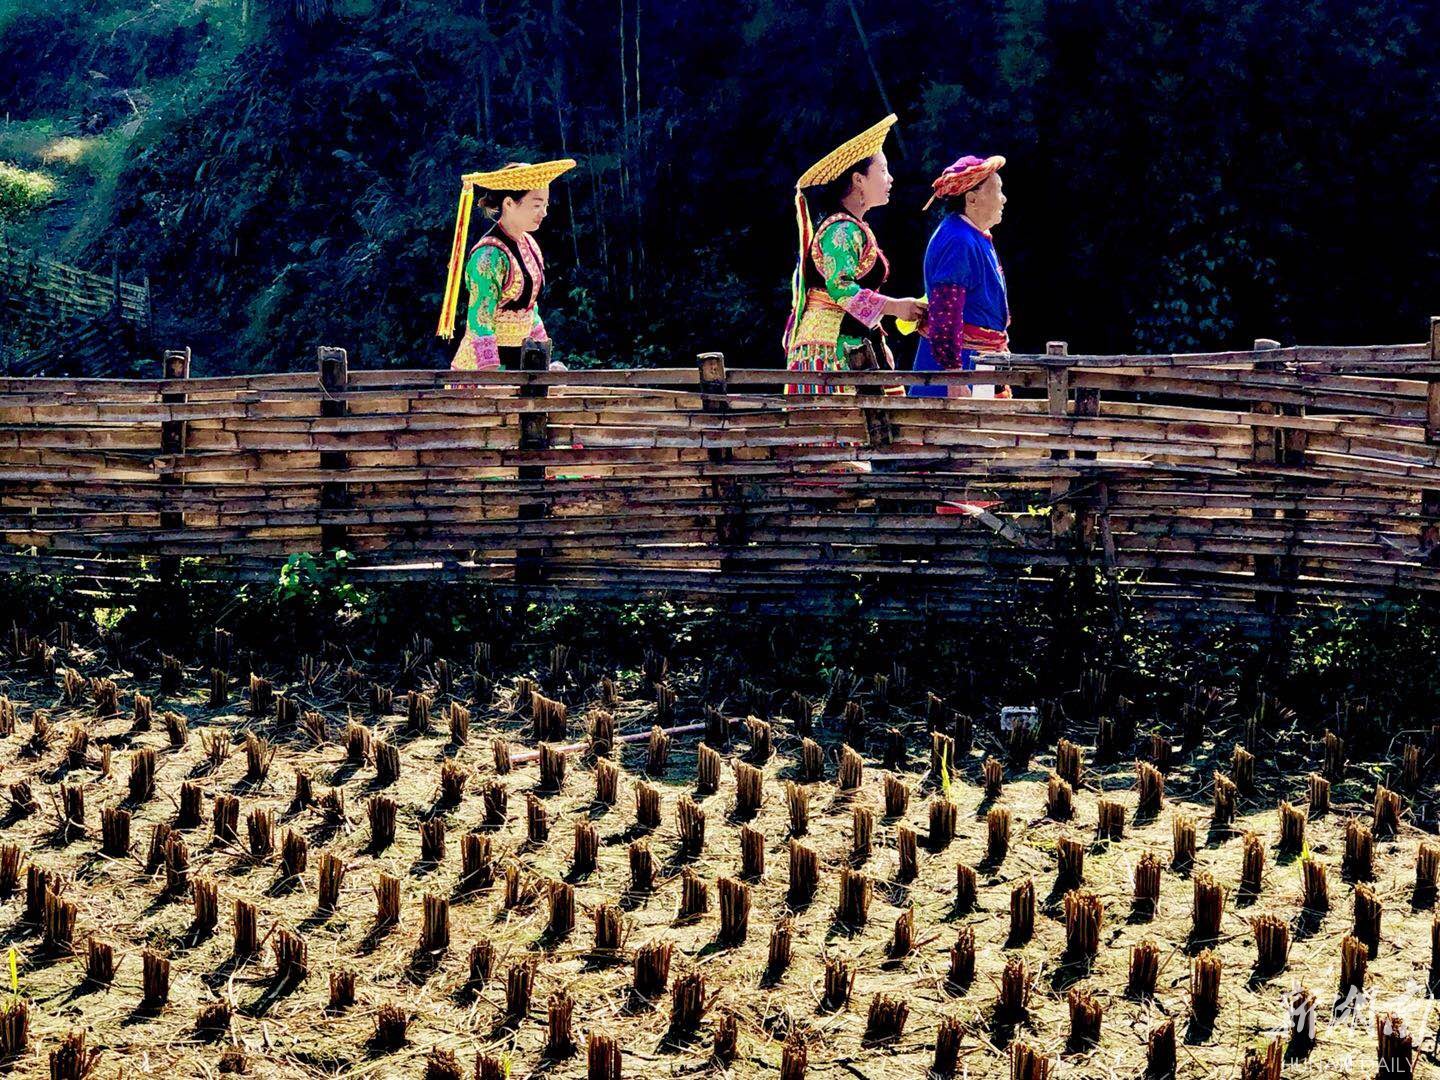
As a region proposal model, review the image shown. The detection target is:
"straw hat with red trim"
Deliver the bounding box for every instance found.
[924,154,1004,210]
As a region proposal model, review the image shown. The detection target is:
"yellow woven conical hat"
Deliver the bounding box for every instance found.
[462,158,577,190]
[795,115,896,189]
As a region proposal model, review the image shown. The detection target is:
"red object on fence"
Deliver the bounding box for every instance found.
[937,501,1000,516]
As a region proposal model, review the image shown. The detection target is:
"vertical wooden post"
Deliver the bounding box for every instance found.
[1045,341,1069,449]
[1276,345,1307,611]
[1250,338,1283,616]
[110,258,122,318]
[1420,319,1440,563]
[515,340,552,587]
[696,352,743,538]
[1046,342,1075,541]
[317,346,350,553]
[697,352,744,563]
[1067,346,1104,552]
[697,352,728,417]
[1073,377,1100,462]
[158,347,190,578]
[1250,337,1283,464]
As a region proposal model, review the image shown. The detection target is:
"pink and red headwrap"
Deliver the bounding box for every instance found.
[924,154,1005,210]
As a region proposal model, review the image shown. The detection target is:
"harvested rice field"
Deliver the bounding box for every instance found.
[0,627,1436,1078]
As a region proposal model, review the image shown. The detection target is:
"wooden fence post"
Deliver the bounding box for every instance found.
[1046,342,1076,542]
[1424,317,1440,512]
[1073,376,1100,459]
[515,340,552,587]
[1277,352,1308,609]
[697,353,744,566]
[1250,337,1283,463]
[158,347,190,578]
[1045,340,1070,438]
[109,259,122,319]
[1249,338,1285,616]
[317,346,350,553]
[1073,359,1105,566]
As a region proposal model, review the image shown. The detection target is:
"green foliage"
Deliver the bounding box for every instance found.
[0,0,230,115]
[0,161,55,221]
[1286,598,1440,720]
[274,548,368,615]
[2,0,1434,373]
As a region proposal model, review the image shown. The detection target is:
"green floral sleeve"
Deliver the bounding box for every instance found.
[816,220,865,304]
[464,244,507,339]
[815,221,886,327]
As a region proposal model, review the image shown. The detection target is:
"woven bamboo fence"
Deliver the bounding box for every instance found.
[0,321,1437,625]
[0,240,152,329]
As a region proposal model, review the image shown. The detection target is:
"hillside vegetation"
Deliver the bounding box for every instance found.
[2,0,1437,374]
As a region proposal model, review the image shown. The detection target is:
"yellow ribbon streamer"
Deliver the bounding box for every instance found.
[436,182,475,339]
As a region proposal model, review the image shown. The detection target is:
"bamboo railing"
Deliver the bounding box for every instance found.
[0,240,152,329]
[1,240,155,378]
[0,321,1437,625]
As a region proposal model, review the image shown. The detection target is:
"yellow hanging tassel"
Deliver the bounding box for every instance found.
[782,190,813,353]
[436,182,475,339]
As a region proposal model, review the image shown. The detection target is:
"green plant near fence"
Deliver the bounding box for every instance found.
[0,161,54,222]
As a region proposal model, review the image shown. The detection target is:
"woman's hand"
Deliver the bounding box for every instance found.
[883,296,928,323]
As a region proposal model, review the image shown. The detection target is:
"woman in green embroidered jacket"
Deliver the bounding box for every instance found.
[436,159,576,370]
[784,115,926,394]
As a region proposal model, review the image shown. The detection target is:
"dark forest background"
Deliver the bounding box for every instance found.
[1,0,1437,374]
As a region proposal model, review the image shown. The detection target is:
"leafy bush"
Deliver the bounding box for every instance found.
[0,161,55,221]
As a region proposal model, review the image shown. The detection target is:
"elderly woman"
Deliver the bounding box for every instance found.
[437,158,576,371]
[783,115,926,394]
[908,154,1011,398]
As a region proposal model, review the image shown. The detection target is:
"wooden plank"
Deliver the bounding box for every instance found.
[346,367,702,389]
